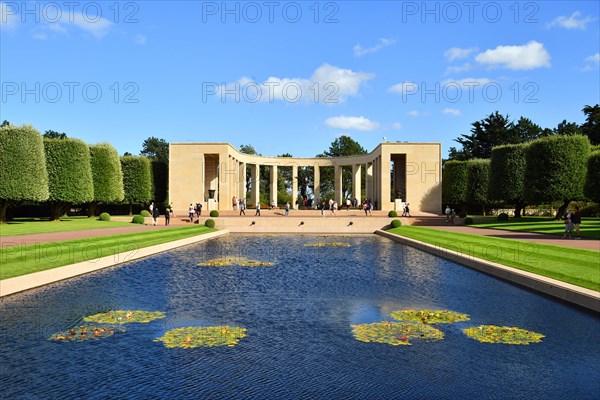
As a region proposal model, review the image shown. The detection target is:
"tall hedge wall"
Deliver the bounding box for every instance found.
[488,143,527,203]
[466,159,490,209]
[90,143,125,203]
[442,160,468,205]
[584,150,600,203]
[44,138,94,205]
[121,156,152,206]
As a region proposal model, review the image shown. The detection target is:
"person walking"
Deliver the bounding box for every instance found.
[152,206,160,226]
[165,207,170,225]
[572,206,582,239]
[331,201,338,216]
[445,205,452,222]
[563,209,574,239]
[240,199,246,216]
[188,203,195,222]
[285,202,290,216]
[255,202,261,216]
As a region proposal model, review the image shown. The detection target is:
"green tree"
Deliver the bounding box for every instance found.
[88,143,124,217]
[44,138,94,220]
[581,104,600,145]
[525,135,591,219]
[553,120,581,136]
[43,130,67,139]
[140,137,169,162]
[584,151,600,203]
[0,125,49,223]
[441,160,468,209]
[1,120,10,127]
[316,135,367,198]
[466,159,490,215]
[121,156,152,215]
[452,112,516,160]
[512,117,543,142]
[488,144,528,217]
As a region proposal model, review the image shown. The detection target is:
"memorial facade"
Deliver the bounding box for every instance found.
[169,142,441,213]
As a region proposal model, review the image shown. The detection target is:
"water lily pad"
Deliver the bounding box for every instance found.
[463,325,544,345]
[49,325,125,342]
[83,310,165,324]
[390,309,470,324]
[154,326,247,348]
[351,321,444,346]
[197,257,273,267]
[304,242,350,247]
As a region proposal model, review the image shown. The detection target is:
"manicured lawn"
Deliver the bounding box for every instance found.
[0,216,133,236]
[0,226,214,280]
[469,216,600,240]
[387,226,600,292]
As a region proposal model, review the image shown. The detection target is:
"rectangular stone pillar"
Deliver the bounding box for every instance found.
[270,165,278,206]
[334,164,343,205]
[365,162,373,202]
[381,155,391,209]
[313,165,320,207]
[239,162,246,203]
[292,164,298,209]
[218,153,230,210]
[251,164,260,207]
[352,164,361,203]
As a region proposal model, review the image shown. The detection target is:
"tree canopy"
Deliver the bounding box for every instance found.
[140,136,169,162]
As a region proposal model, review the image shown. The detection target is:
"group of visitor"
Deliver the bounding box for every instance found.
[444,205,457,224]
[563,206,582,239]
[149,202,170,226]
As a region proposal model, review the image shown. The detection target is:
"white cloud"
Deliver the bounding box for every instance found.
[442,108,461,116]
[581,53,600,71]
[0,2,19,30]
[218,64,374,104]
[134,34,147,45]
[388,81,418,94]
[586,53,600,64]
[442,78,493,88]
[547,11,596,30]
[392,123,402,130]
[445,63,475,75]
[408,110,421,117]
[70,14,111,38]
[475,41,550,70]
[354,38,396,57]
[444,47,478,62]
[325,116,380,131]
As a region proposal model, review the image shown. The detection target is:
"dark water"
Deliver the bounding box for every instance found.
[1,235,599,400]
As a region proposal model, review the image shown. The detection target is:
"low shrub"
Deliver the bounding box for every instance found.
[209,210,219,217]
[458,211,468,218]
[390,219,402,228]
[388,210,398,218]
[497,212,509,221]
[464,217,473,225]
[140,210,151,217]
[205,219,215,228]
[98,212,110,221]
[131,214,145,224]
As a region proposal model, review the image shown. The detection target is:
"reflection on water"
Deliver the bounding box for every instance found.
[1,234,599,399]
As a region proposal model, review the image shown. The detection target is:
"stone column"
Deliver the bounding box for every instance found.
[270,165,278,206]
[365,162,373,202]
[381,155,391,210]
[313,164,320,206]
[352,164,361,203]
[239,162,246,203]
[218,153,230,210]
[251,164,260,207]
[292,164,298,209]
[334,164,343,205]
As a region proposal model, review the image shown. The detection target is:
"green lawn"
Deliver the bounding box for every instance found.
[0,216,133,236]
[469,216,600,240]
[0,225,215,280]
[387,226,600,292]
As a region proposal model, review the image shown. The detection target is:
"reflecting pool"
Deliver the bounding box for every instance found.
[1,235,599,399]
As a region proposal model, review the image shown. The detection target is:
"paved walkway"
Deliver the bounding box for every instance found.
[426,225,600,251]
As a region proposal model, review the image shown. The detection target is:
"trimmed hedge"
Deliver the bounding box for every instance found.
[99,212,111,221]
[525,135,591,203]
[390,219,401,228]
[584,151,600,203]
[210,210,219,217]
[497,212,509,221]
[466,159,490,209]
[205,219,215,228]
[140,209,151,217]
[488,144,527,204]
[89,143,124,203]
[388,210,398,217]
[442,161,468,205]
[464,217,474,225]
[458,211,468,218]
[121,156,152,206]
[131,214,145,224]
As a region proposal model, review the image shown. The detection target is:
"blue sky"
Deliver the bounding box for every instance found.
[1,1,599,158]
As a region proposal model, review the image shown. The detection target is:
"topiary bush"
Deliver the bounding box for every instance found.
[390,219,401,228]
[464,217,473,225]
[140,209,151,217]
[388,210,398,217]
[205,219,215,228]
[210,210,219,217]
[458,211,468,218]
[99,212,111,221]
[131,214,145,224]
[497,212,509,221]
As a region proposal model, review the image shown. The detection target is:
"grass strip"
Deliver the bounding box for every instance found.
[0,216,133,236]
[387,226,600,292]
[470,217,600,240]
[0,226,214,280]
